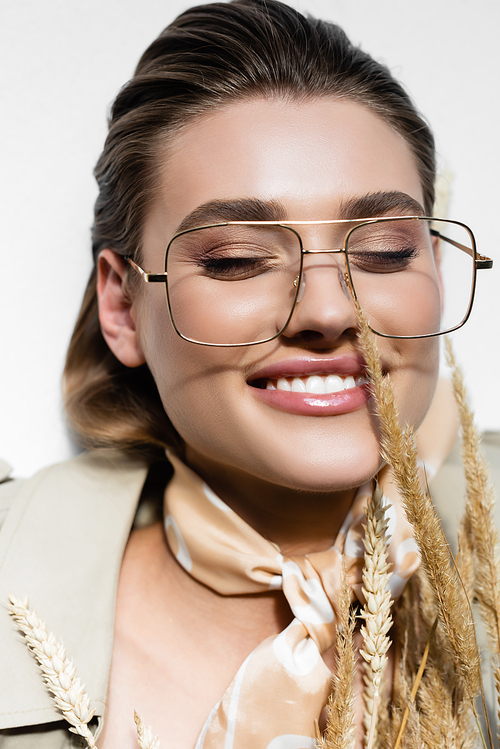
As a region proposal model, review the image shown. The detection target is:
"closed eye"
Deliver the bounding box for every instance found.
[197,254,280,280]
[348,245,420,273]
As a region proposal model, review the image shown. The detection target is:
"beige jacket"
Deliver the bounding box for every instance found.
[0,450,148,747]
[1,438,499,747]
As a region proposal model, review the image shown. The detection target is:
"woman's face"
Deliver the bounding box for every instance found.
[132,97,439,493]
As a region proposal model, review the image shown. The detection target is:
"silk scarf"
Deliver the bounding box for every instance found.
[163,453,425,749]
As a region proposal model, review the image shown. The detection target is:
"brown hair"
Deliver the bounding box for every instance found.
[64,0,436,460]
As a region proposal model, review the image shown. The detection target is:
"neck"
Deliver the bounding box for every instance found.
[183,449,357,556]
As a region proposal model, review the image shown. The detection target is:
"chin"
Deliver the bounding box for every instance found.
[240,428,384,494]
[282,456,382,494]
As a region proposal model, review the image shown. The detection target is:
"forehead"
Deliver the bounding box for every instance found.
[147,96,425,243]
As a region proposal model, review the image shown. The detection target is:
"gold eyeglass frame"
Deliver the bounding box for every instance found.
[125,215,493,347]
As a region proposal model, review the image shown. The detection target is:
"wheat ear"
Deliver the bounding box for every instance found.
[135,710,161,749]
[319,556,356,749]
[354,308,482,717]
[446,336,500,736]
[7,594,97,748]
[359,484,393,749]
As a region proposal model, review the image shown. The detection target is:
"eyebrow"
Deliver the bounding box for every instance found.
[175,198,287,233]
[339,191,426,220]
[174,191,426,233]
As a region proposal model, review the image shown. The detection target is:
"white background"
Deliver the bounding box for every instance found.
[1,0,499,477]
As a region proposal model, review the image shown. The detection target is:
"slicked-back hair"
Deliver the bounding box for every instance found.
[64,0,436,460]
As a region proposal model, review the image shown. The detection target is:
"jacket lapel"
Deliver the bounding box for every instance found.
[0,449,148,730]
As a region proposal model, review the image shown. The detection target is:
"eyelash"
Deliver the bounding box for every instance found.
[348,245,419,272]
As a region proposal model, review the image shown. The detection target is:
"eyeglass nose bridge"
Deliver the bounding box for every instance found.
[302,247,346,254]
[293,247,352,304]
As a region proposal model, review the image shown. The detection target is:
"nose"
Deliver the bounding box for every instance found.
[281,251,358,344]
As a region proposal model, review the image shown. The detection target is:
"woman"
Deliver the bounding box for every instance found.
[0,1,497,747]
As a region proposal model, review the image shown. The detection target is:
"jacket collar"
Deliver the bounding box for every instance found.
[0,449,148,730]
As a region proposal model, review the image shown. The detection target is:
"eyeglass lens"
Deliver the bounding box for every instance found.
[164,218,475,345]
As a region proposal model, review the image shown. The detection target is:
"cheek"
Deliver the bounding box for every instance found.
[391,336,440,430]
[355,272,441,338]
[135,288,244,440]
[134,289,187,414]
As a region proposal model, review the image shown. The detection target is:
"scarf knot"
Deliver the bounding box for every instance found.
[163,454,421,749]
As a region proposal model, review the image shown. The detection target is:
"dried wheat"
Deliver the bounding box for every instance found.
[320,557,356,749]
[135,710,161,749]
[355,307,481,717]
[7,594,97,748]
[446,337,500,651]
[359,484,393,749]
[446,337,500,742]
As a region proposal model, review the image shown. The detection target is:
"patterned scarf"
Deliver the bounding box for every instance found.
[163,454,422,749]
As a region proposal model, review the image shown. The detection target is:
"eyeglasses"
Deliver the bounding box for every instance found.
[126,216,493,347]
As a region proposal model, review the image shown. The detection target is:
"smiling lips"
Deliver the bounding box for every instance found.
[249,357,371,416]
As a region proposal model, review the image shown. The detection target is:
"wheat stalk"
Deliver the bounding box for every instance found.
[359,484,393,749]
[354,308,482,726]
[135,710,161,749]
[457,516,475,604]
[7,594,97,747]
[445,337,500,650]
[446,337,500,740]
[393,633,423,749]
[319,557,356,749]
[392,569,437,749]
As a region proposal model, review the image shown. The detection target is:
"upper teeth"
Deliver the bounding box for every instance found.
[266,374,365,394]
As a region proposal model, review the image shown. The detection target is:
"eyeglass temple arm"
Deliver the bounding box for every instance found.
[430,230,493,269]
[125,257,168,283]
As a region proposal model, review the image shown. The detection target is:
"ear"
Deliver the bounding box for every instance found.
[97,249,146,367]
